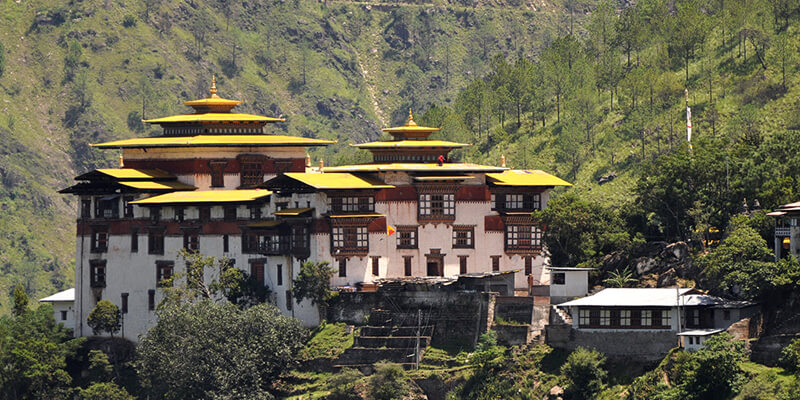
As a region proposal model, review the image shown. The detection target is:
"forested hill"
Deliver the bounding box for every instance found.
[0,0,577,314]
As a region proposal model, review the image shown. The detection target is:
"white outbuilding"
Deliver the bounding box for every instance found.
[39,288,75,332]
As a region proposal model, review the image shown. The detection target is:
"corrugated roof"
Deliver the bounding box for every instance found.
[92,135,334,148]
[39,288,75,303]
[273,207,314,216]
[560,288,696,307]
[486,169,572,187]
[677,329,724,336]
[328,213,385,218]
[143,113,284,124]
[131,189,272,205]
[93,168,175,180]
[323,163,506,173]
[353,140,469,149]
[117,181,196,191]
[281,172,394,189]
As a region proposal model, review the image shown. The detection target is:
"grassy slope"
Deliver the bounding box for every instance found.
[0,0,571,313]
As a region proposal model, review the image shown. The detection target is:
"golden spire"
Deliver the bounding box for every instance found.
[119,152,124,167]
[500,154,506,168]
[209,75,221,99]
[406,108,418,127]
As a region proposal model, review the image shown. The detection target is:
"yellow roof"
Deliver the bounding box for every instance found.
[142,113,283,124]
[274,207,314,216]
[323,163,506,173]
[131,189,272,205]
[117,181,196,191]
[95,168,174,179]
[247,220,284,228]
[353,140,469,149]
[282,172,394,189]
[93,135,334,148]
[486,170,572,187]
[329,213,385,218]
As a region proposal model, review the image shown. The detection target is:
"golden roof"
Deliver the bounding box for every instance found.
[131,189,272,205]
[182,76,242,113]
[117,181,196,191]
[353,140,469,149]
[281,172,394,189]
[93,168,175,180]
[93,135,334,149]
[143,113,283,124]
[381,109,441,139]
[486,170,572,187]
[329,213,385,218]
[273,207,314,216]
[247,220,284,228]
[323,163,506,173]
[412,176,475,181]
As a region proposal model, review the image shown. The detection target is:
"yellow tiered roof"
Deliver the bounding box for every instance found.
[323,163,506,173]
[143,113,283,124]
[131,189,272,205]
[117,181,196,191]
[93,168,174,180]
[381,109,440,139]
[281,172,394,189]
[486,170,573,187]
[352,140,469,149]
[92,135,334,148]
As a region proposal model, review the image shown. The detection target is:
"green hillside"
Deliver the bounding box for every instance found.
[0,0,575,313]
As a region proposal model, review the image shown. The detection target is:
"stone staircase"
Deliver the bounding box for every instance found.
[335,308,433,369]
[550,305,573,325]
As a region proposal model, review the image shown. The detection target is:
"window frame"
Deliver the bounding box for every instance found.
[505,224,542,253]
[452,226,475,249]
[331,226,369,254]
[552,272,566,285]
[396,226,418,249]
[418,192,455,221]
[148,228,165,255]
[90,259,106,288]
[156,261,174,287]
[90,227,109,253]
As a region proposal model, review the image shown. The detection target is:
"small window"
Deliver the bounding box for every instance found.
[240,159,264,187]
[452,226,474,248]
[183,231,200,251]
[90,260,106,288]
[210,161,227,188]
[91,228,109,253]
[148,230,165,255]
[121,293,128,314]
[250,261,265,285]
[60,310,68,321]
[249,205,262,220]
[199,207,211,222]
[286,290,293,311]
[131,228,138,253]
[404,256,412,276]
[552,272,566,285]
[174,207,185,222]
[224,206,237,221]
[418,192,455,220]
[371,257,380,276]
[277,264,283,286]
[641,310,652,326]
[396,227,418,249]
[579,309,590,326]
[156,261,174,287]
[331,226,368,254]
[505,224,542,252]
[148,290,155,311]
[150,207,161,222]
[81,199,92,218]
[620,310,631,326]
[599,309,610,326]
[459,256,468,274]
[338,258,347,278]
[524,256,533,276]
[491,256,501,272]
[123,196,135,218]
[223,234,229,252]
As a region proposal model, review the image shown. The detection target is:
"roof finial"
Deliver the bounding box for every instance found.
[406,108,417,127]
[500,154,506,168]
[210,75,218,97]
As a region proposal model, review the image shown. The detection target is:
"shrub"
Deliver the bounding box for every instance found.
[779,337,800,373]
[561,347,607,400]
[325,368,363,400]
[87,300,121,336]
[122,15,136,27]
[368,361,408,400]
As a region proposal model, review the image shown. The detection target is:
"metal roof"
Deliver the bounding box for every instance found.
[323,163,506,173]
[143,113,283,124]
[39,288,75,303]
[560,288,696,307]
[279,172,394,189]
[92,135,334,149]
[117,181,196,191]
[486,169,572,187]
[131,189,272,205]
[677,329,725,336]
[546,267,596,271]
[353,140,469,149]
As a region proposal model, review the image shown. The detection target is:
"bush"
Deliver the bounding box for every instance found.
[368,361,409,400]
[78,382,134,400]
[779,337,800,373]
[122,15,136,27]
[87,300,121,336]
[561,347,607,400]
[325,368,363,400]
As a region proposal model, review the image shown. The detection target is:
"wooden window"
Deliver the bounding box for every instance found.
[150,207,161,222]
[418,192,455,220]
[459,255,468,274]
[156,261,174,287]
[242,232,259,254]
[286,290,293,311]
[641,310,652,326]
[579,309,590,326]
[90,260,106,288]
[371,257,380,276]
[210,161,227,188]
[620,310,631,326]
[277,264,283,286]
[631,310,641,326]
[403,256,412,276]
[505,224,542,252]
[524,256,532,275]
[396,227,418,249]
[250,261,265,285]
[60,310,68,321]
[199,207,211,222]
[81,199,92,219]
[327,196,375,213]
[249,205,262,220]
[123,196,134,218]
[331,226,368,253]
[491,256,501,272]
[223,234,229,252]
[240,159,264,187]
[224,206,237,221]
[338,258,347,278]
[127,228,137,252]
[183,230,200,251]
[552,272,565,285]
[174,207,185,222]
[91,228,108,253]
[452,226,474,248]
[148,229,165,255]
[148,289,155,311]
[495,193,541,211]
[292,225,309,251]
[275,201,289,211]
[660,309,671,326]
[95,196,119,219]
[121,293,128,314]
[599,309,611,326]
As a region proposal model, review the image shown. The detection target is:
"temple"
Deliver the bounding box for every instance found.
[62,80,571,341]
